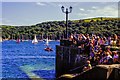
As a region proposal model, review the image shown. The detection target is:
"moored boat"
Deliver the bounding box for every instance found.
[0,37,2,42]
[16,38,20,43]
[32,35,38,44]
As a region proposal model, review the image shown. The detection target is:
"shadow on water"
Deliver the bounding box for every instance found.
[2,40,59,79]
[32,70,55,79]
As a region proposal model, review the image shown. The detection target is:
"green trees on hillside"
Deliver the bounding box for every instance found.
[1,17,120,40]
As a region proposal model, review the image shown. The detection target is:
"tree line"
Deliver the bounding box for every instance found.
[1,17,120,40]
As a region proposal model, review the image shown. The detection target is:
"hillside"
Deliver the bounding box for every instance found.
[1,17,120,40]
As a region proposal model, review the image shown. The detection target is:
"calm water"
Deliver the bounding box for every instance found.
[2,40,59,80]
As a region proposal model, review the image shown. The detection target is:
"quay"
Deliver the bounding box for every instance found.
[56,39,88,77]
[57,64,120,80]
[56,39,120,80]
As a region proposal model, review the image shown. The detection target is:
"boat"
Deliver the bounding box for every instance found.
[44,46,53,51]
[32,35,38,44]
[0,36,2,42]
[43,37,49,45]
[44,37,53,51]
[46,38,49,45]
[21,35,25,42]
[16,38,20,43]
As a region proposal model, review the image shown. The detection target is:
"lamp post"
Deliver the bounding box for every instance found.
[61,6,72,39]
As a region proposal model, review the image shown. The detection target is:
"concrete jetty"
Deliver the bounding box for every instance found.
[57,64,120,80]
[56,45,88,77]
[56,39,120,80]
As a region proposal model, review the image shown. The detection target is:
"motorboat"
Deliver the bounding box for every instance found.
[44,47,53,51]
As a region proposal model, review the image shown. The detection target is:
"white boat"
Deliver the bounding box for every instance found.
[0,37,2,42]
[46,38,49,45]
[21,35,25,42]
[44,37,53,51]
[43,38,49,44]
[32,35,38,44]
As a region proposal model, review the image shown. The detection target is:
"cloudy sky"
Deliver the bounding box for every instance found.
[1,2,119,26]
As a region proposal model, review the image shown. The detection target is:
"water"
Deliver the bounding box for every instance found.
[1,40,59,80]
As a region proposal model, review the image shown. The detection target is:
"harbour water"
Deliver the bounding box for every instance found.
[1,40,59,79]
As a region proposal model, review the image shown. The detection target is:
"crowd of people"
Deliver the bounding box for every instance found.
[68,33,120,71]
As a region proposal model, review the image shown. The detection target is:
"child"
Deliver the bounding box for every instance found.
[83,60,92,71]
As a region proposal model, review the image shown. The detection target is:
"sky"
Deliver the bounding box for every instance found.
[1,2,119,26]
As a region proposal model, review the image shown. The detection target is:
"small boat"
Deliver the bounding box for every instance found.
[21,35,25,42]
[0,37,2,42]
[44,47,53,51]
[32,35,38,44]
[45,38,49,46]
[16,38,20,43]
[43,38,49,46]
[44,37,53,51]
